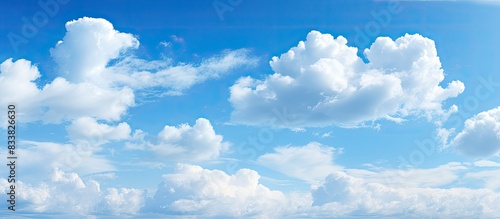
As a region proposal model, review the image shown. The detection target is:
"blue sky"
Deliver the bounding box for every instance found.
[2,0,500,218]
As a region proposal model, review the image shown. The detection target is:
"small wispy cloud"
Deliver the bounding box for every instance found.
[170,35,185,43]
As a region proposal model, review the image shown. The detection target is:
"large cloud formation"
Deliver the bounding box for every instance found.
[4,162,500,218]
[143,164,306,218]
[0,17,256,124]
[50,17,256,95]
[0,168,144,216]
[0,58,134,123]
[230,31,464,128]
[311,171,500,218]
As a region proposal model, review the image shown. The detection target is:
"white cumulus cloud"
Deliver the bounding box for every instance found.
[0,58,134,123]
[229,31,464,128]
[50,17,140,83]
[445,106,500,158]
[143,163,308,218]
[52,17,257,95]
[66,117,131,144]
[0,17,256,124]
[311,171,500,218]
[126,118,230,162]
[0,168,144,216]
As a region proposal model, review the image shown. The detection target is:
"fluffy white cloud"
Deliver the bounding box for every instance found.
[311,171,500,218]
[257,142,342,183]
[0,58,134,123]
[229,31,464,128]
[4,161,500,218]
[141,164,500,218]
[143,164,308,218]
[0,168,144,215]
[66,117,131,143]
[445,106,500,158]
[105,188,145,215]
[51,17,140,83]
[52,17,256,94]
[0,58,41,123]
[1,17,256,124]
[40,78,134,123]
[126,118,230,162]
